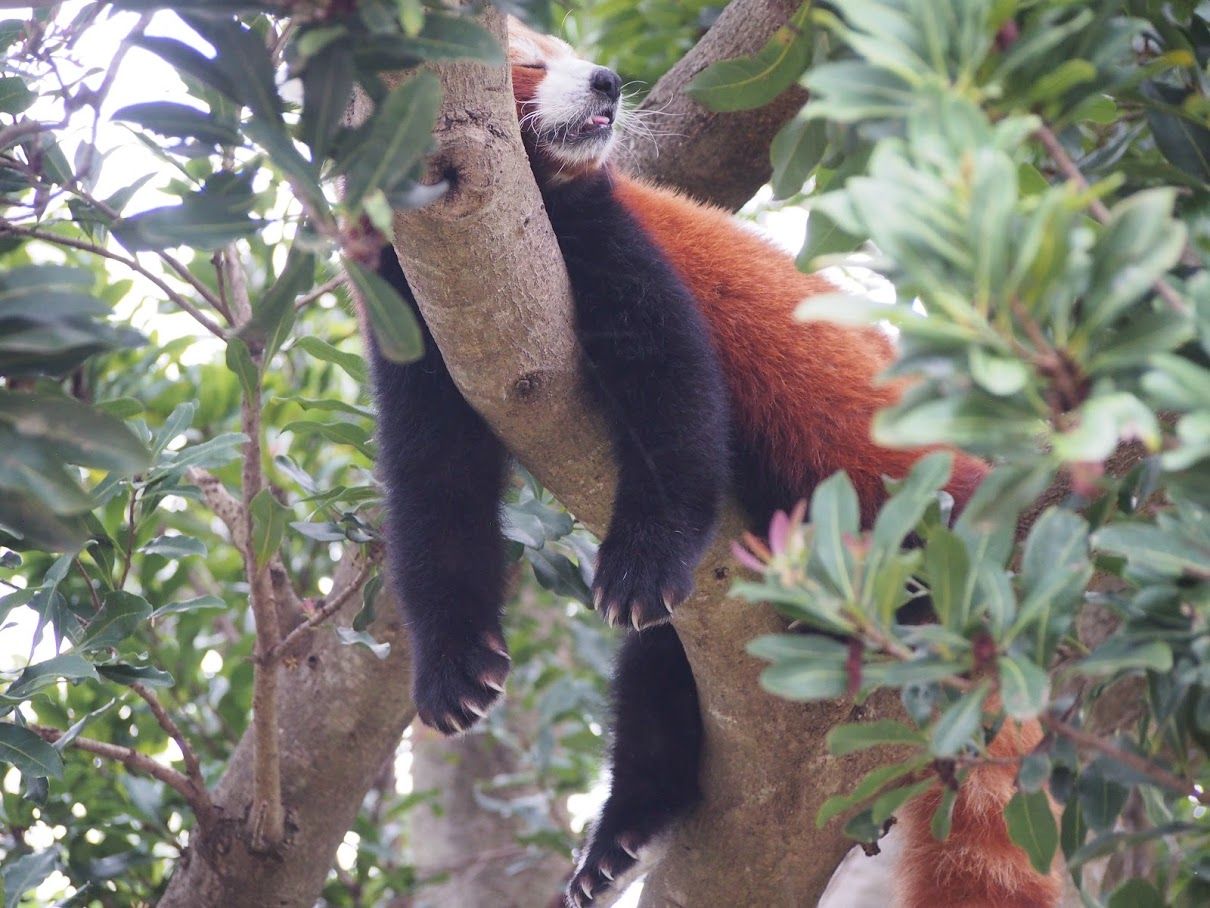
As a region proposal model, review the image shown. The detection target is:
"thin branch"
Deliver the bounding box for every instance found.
[73,557,102,613]
[1034,125,1191,315]
[0,222,228,340]
[184,467,303,617]
[130,682,208,805]
[31,724,215,824]
[1041,714,1209,805]
[235,292,286,849]
[294,273,345,312]
[266,556,375,662]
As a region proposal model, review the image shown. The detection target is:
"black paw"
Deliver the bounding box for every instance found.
[412,631,510,735]
[591,527,695,630]
[566,828,644,907]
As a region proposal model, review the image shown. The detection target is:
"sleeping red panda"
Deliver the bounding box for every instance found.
[365,15,1061,908]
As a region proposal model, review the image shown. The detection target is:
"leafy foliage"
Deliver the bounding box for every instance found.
[0,3,610,905]
[706,1,1210,902]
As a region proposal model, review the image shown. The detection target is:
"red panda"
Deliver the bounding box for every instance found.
[366,15,1059,908]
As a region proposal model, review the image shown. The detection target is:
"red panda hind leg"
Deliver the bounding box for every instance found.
[896,717,1063,908]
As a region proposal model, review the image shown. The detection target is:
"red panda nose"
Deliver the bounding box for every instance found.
[590,67,622,103]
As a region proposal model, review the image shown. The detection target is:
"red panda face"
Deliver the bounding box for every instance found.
[507,17,623,178]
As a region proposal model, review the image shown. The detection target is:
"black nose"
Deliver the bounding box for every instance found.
[590,67,622,102]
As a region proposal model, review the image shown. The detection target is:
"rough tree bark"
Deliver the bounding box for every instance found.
[387,8,902,908]
[615,0,809,209]
[159,553,417,908]
[160,2,852,905]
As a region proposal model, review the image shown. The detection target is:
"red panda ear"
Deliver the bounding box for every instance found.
[511,65,542,112]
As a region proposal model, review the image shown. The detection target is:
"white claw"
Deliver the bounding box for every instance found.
[599,865,615,881]
[462,699,488,718]
[662,593,675,613]
[579,878,594,899]
[592,587,604,610]
[620,841,639,859]
[483,678,505,693]
[631,609,643,631]
[444,714,467,735]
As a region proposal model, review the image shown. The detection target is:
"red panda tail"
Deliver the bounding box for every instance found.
[896,714,1063,908]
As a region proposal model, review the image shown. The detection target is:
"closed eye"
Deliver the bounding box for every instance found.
[518,62,547,70]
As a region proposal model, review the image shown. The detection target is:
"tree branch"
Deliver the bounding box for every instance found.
[1034,124,1191,314]
[615,0,809,211]
[130,682,209,812]
[0,221,229,340]
[32,724,214,824]
[384,10,898,907]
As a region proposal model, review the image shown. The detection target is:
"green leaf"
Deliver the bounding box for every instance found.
[2,848,60,908]
[871,451,953,554]
[96,663,174,687]
[293,337,367,383]
[1004,789,1058,875]
[1093,522,1210,581]
[923,527,970,632]
[112,101,240,146]
[998,653,1049,719]
[817,757,927,827]
[0,265,108,322]
[80,591,151,651]
[241,247,316,362]
[142,533,208,560]
[1053,393,1161,464]
[687,3,812,112]
[225,337,260,403]
[0,76,33,114]
[179,15,283,124]
[809,471,860,599]
[1077,638,1173,676]
[344,258,423,364]
[249,488,290,570]
[759,658,848,702]
[150,595,226,619]
[340,72,442,209]
[0,724,63,779]
[300,39,354,160]
[1107,879,1166,908]
[827,720,926,755]
[4,653,99,701]
[335,626,390,659]
[747,634,849,663]
[870,778,933,825]
[969,347,1029,396]
[930,786,957,841]
[770,110,827,200]
[1017,751,1051,794]
[930,682,989,757]
[1077,760,1129,833]
[0,390,149,474]
[113,191,265,252]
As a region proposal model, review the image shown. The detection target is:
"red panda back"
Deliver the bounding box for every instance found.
[612,174,987,522]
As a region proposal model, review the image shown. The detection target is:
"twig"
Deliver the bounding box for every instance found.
[0,222,228,340]
[1034,125,1191,315]
[73,557,102,613]
[234,289,286,849]
[294,274,345,312]
[1040,714,1209,805]
[266,556,374,662]
[130,682,208,805]
[31,724,215,825]
[184,467,303,617]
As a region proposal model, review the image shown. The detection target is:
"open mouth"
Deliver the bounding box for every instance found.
[568,107,615,142]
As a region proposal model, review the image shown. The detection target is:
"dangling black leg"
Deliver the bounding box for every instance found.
[568,624,703,906]
[369,247,511,735]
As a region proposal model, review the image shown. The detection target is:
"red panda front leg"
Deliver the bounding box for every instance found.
[542,172,729,630]
[369,248,512,735]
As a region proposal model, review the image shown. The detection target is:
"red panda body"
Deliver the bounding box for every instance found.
[366,15,1057,908]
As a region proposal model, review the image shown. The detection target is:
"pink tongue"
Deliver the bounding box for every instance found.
[591,115,610,126]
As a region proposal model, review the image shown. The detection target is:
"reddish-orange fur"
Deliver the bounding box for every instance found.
[898,713,1063,908]
[509,38,1053,908]
[612,176,987,523]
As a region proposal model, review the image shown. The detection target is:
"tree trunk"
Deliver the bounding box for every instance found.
[386,11,902,906]
[616,0,809,210]
[159,555,416,908]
